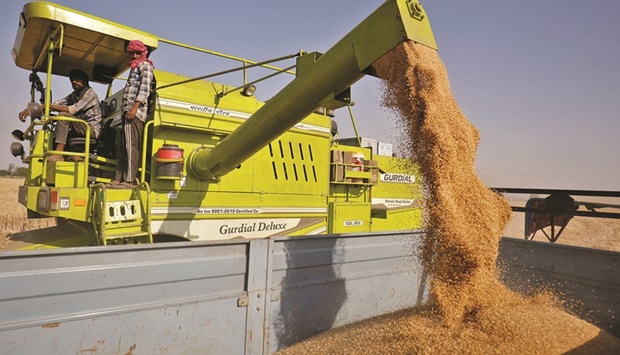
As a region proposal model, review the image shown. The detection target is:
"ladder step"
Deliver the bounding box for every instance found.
[104,200,142,222]
[103,231,152,245]
[104,223,145,232]
[92,184,152,246]
[104,231,150,239]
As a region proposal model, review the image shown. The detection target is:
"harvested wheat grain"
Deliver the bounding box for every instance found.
[277,41,620,354]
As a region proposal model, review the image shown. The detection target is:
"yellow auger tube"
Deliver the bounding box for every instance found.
[186,0,437,180]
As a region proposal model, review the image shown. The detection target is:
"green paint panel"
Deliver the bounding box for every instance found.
[329,202,371,234]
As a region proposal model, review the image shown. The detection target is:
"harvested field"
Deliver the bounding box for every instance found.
[0,177,55,249]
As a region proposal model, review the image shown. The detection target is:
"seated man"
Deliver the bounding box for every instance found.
[19,69,102,162]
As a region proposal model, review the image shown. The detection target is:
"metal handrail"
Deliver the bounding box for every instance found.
[159,37,298,76]
[42,115,92,187]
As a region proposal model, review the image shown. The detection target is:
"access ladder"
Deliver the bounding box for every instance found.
[90,183,153,245]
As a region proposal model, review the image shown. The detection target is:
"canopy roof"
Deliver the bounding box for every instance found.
[12,1,158,84]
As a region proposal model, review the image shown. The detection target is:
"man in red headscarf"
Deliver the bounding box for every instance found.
[109,39,155,188]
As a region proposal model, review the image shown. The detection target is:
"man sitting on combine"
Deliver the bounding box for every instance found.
[18,69,102,162]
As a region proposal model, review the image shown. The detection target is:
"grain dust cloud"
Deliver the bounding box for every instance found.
[277,42,620,354]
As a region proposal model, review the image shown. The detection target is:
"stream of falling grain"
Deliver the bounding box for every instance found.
[277,41,620,354]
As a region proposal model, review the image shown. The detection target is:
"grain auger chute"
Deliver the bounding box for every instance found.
[186,0,437,180]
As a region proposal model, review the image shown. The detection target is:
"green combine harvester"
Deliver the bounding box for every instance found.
[8,0,437,249]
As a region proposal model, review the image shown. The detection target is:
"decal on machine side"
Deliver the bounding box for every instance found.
[158,98,330,134]
[151,206,327,215]
[371,198,416,209]
[380,173,416,183]
[343,220,363,227]
[158,98,252,119]
[151,217,325,240]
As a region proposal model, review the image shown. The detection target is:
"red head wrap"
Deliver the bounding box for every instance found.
[127,40,154,68]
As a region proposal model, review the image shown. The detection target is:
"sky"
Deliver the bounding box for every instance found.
[1,0,618,191]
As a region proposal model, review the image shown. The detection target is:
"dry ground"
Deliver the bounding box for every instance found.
[0,177,55,249]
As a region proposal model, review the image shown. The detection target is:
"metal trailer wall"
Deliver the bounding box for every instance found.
[498,238,620,338]
[1,234,617,354]
[0,232,429,354]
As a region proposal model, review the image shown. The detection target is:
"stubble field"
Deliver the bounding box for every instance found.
[0,177,55,249]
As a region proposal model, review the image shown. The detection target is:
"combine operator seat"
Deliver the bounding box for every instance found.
[65,101,118,183]
[66,136,98,155]
[65,100,110,155]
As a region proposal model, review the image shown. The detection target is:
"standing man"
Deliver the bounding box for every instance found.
[109,39,155,189]
[19,69,102,162]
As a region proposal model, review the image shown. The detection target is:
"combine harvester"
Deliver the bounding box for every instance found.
[7,1,436,249]
[1,1,617,353]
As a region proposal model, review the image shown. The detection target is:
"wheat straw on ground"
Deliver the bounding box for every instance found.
[0,178,55,249]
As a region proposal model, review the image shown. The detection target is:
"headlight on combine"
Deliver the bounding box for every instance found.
[241,85,256,97]
[12,129,25,141]
[10,142,25,157]
[27,102,43,120]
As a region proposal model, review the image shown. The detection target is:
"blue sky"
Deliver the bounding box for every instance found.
[1,1,619,190]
